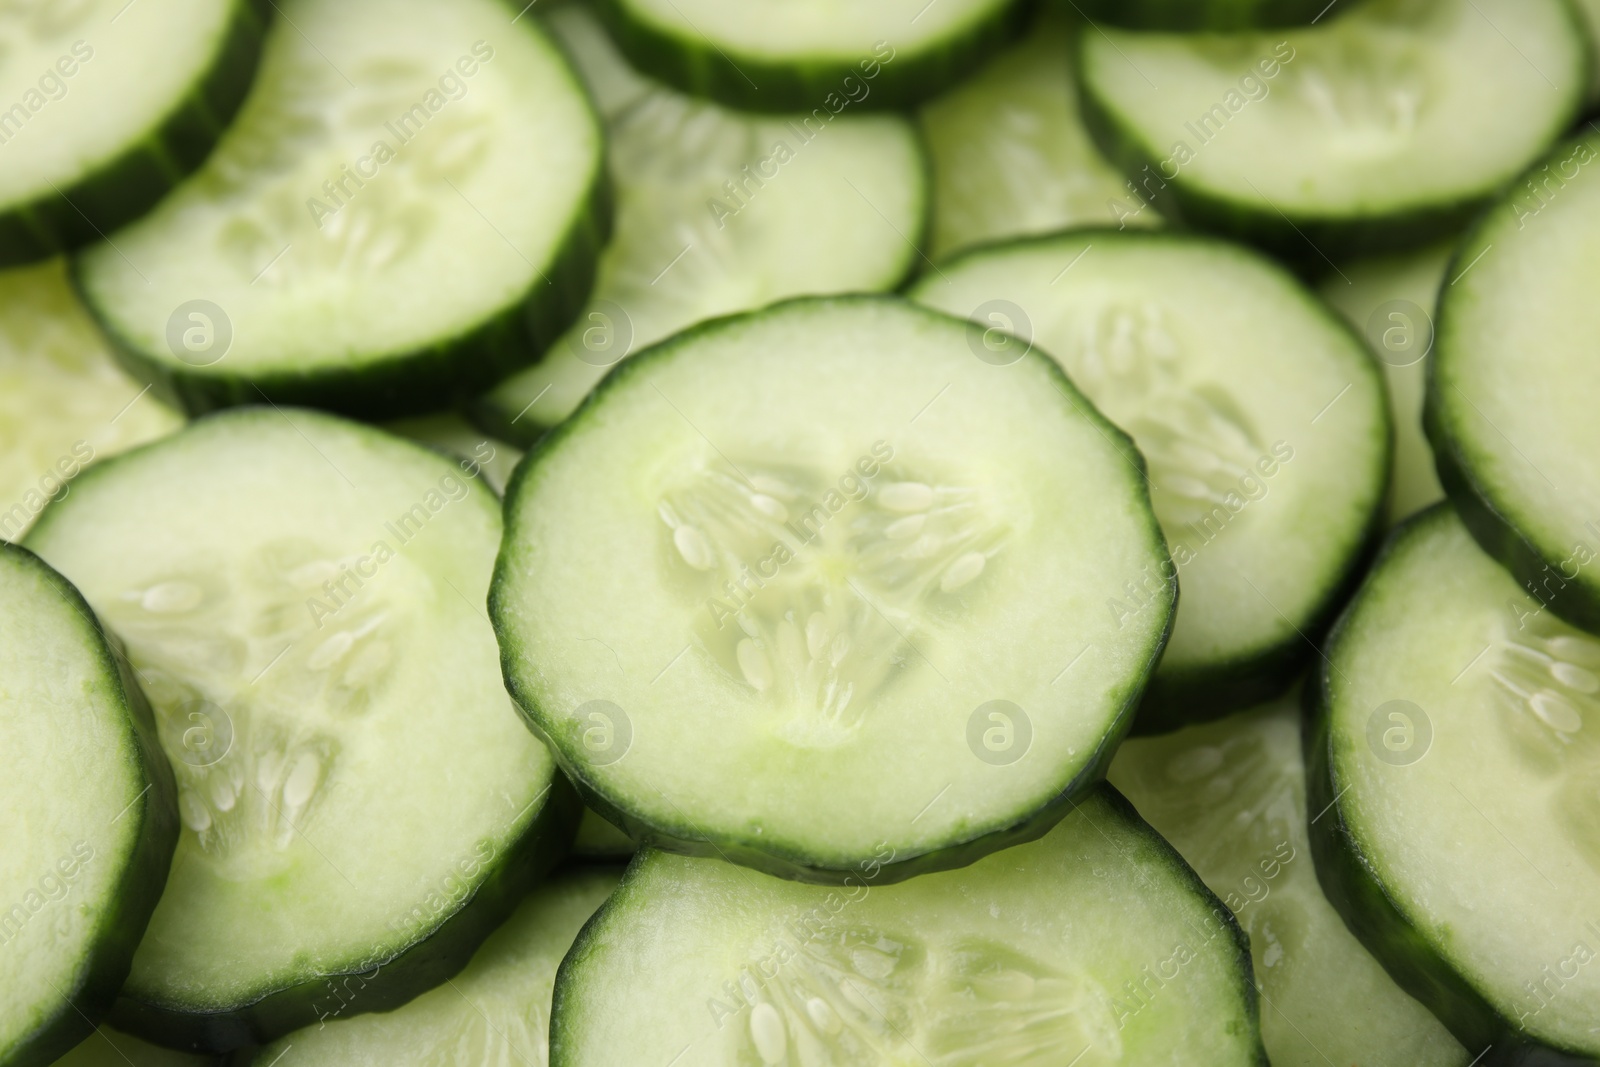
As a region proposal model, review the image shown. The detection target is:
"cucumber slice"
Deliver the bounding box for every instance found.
[0,260,182,541]
[1320,239,1453,526]
[0,0,264,268]
[1109,696,1468,1067]
[1078,0,1588,259]
[492,296,1174,882]
[475,5,925,443]
[0,543,177,1067]
[591,0,1029,112]
[383,413,522,496]
[50,1028,213,1067]
[1430,128,1600,635]
[573,809,637,860]
[1308,505,1600,1061]
[247,869,619,1066]
[23,409,577,1051]
[551,785,1265,1066]
[1074,0,1329,30]
[917,7,1157,262]
[74,0,607,420]
[912,231,1388,728]
[1579,0,1600,103]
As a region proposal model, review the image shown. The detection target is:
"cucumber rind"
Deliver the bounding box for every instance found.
[590,0,1034,112]
[0,544,179,1067]
[1304,504,1593,1066]
[1073,0,1331,30]
[490,294,1176,885]
[0,1,268,270]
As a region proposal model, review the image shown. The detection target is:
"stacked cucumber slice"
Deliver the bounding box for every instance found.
[2,0,1598,1063]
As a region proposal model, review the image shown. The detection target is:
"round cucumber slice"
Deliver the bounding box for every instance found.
[23,409,577,1051]
[1074,0,1330,29]
[1430,127,1600,635]
[247,868,618,1066]
[917,6,1158,262]
[73,0,608,420]
[1320,238,1453,527]
[551,786,1266,1066]
[492,296,1174,882]
[1110,696,1468,1067]
[912,230,1388,728]
[591,0,1029,112]
[1309,505,1600,1061]
[1077,0,1588,259]
[50,1027,213,1067]
[0,259,182,542]
[0,544,178,1067]
[0,0,264,268]
[476,5,925,443]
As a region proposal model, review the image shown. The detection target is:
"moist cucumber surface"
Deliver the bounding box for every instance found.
[917,7,1157,262]
[551,785,1265,1066]
[1110,696,1468,1067]
[592,0,1028,111]
[0,260,181,542]
[74,0,607,419]
[1321,238,1452,526]
[1077,0,1587,258]
[912,230,1388,726]
[23,409,575,1050]
[0,543,177,1067]
[50,1028,213,1067]
[492,296,1174,881]
[249,869,619,1066]
[1429,127,1600,634]
[0,0,263,267]
[1309,505,1600,1061]
[477,5,925,441]
[1074,0,1330,30]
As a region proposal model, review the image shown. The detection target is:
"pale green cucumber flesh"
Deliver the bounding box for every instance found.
[49,1027,214,1067]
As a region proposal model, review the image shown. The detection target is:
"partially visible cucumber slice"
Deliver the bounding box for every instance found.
[24,410,576,1050]
[248,869,619,1067]
[0,260,181,542]
[1078,0,1587,259]
[1110,696,1468,1067]
[1578,0,1600,104]
[1320,239,1453,526]
[918,7,1157,262]
[74,0,608,420]
[551,786,1266,1066]
[1308,505,1600,1062]
[913,230,1388,728]
[493,296,1174,881]
[0,0,264,268]
[384,413,522,496]
[476,5,925,442]
[592,0,1029,112]
[1075,0,1330,30]
[50,1028,213,1067]
[573,809,636,860]
[0,543,178,1067]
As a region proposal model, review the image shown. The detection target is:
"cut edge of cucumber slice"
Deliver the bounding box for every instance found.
[0,0,268,270]
[1073,0,1329,30]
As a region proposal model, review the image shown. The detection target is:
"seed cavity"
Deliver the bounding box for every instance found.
[140,580,205,614]
[750,1002,787,1064]
[673,524,717,571]
[940,552,987,593]
[878,482,935,513]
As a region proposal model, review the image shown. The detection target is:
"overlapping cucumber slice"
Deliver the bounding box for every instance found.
[24,410,575,1050]
[1075,0,1331,30]
[493,296,1174,881]
[49,1028,213,1067]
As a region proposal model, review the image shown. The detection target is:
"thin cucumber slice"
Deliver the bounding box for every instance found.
[0,0,264,268]
[1320,239,1453,526]
[917,7,1158,262]
[573,809,636,860]
[0,544,177,1067]
[50,1028,213,1067]
[912,230,1388,728]
[592,0,1029,112]
[1580,0,1600,103]
[1078,0,1588,259]
[1430,127,1600,634]
[1110,696,1468,1067]
[551,786,1266,1066]
[74,0,607,420]
[492,296,1174,882]
[1074,0,1329,29]
[1308,505,1600,1062]
[23,409,577,1051]
[476,5,925,443]
[0,260,181,542]
[383,413,522,496]
[248,869,619,1066]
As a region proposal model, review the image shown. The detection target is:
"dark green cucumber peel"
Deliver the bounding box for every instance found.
[0,0,268,271]
[590,0,1036,113]
[71,175,612,421]
[1072,0,1330,30]
[489,294,1177,885]
[1,544,180,1067]
[107,778,580,1053]
[1302,505,1592,1067]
